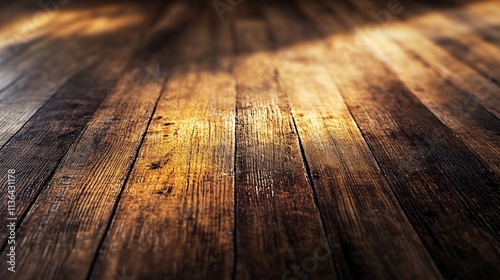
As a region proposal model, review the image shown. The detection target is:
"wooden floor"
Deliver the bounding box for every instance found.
[0,0,499,279]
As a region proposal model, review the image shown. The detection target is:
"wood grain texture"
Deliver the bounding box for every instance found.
[0,1,164,236]
[298,1,500,279]
[403,0,500,84]
[91,8,237,280]
[265,2,442,280]
[0,4,150,148]
[0,52,130,246]
[350,0,500,120]
[0,0,499,279]
[326,0,500,176]
[0,2,172,279]
[232,7,337,279]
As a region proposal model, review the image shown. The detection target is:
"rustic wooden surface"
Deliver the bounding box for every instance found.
[0,0,499,279]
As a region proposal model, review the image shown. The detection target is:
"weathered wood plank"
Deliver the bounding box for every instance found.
[0,53,130,247]
[0,1,498,279]
[0,2,199,279]
[299,1,500,279]
[0,6,135,148]
[349,0,500,120]
[265,2,442,280]
[395,0,500,85]
[0,102,39,146]
[325,0,500,176]
[0,2,170,277]
[232,6,337,280]
[0,69,145,280]
[91,9,237,280]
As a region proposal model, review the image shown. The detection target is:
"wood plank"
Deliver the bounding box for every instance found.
[349,0,500,120]
[232,6,337,280]
[0,9,99,97]
[298,1,500,279]
[0,2,170,147]
[0,54,129,247]
[396,0,500,84]
[2,68,146,279]
[0,2,198,279]
[0,101,41,146]
[264,2,442,280]
[0,1,498,279]
[0,4,131,100]
[0,4,86,70]
[0,0,164,259]
[91,9,237,280]
[0,0,145,93]
[0,5,151,148]
[324,0,500,176]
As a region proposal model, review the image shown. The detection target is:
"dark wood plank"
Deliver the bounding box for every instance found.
[0,3,166,149]
[0,70,142,280]
[349,0,500,120]
[0,2,147,93]
[0,1,498,279]
[232,6,337,280]
[0,3,169,278]
[324,0,500,176]
[0,102,41,146]
[91,7,237,280]
[0,2,202,279]
[264,2,442,280]
[0,6,132,147]
[366,36,500,176]
[395,0,500,85]
[298,0,500,279]
[0,53,129,246]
